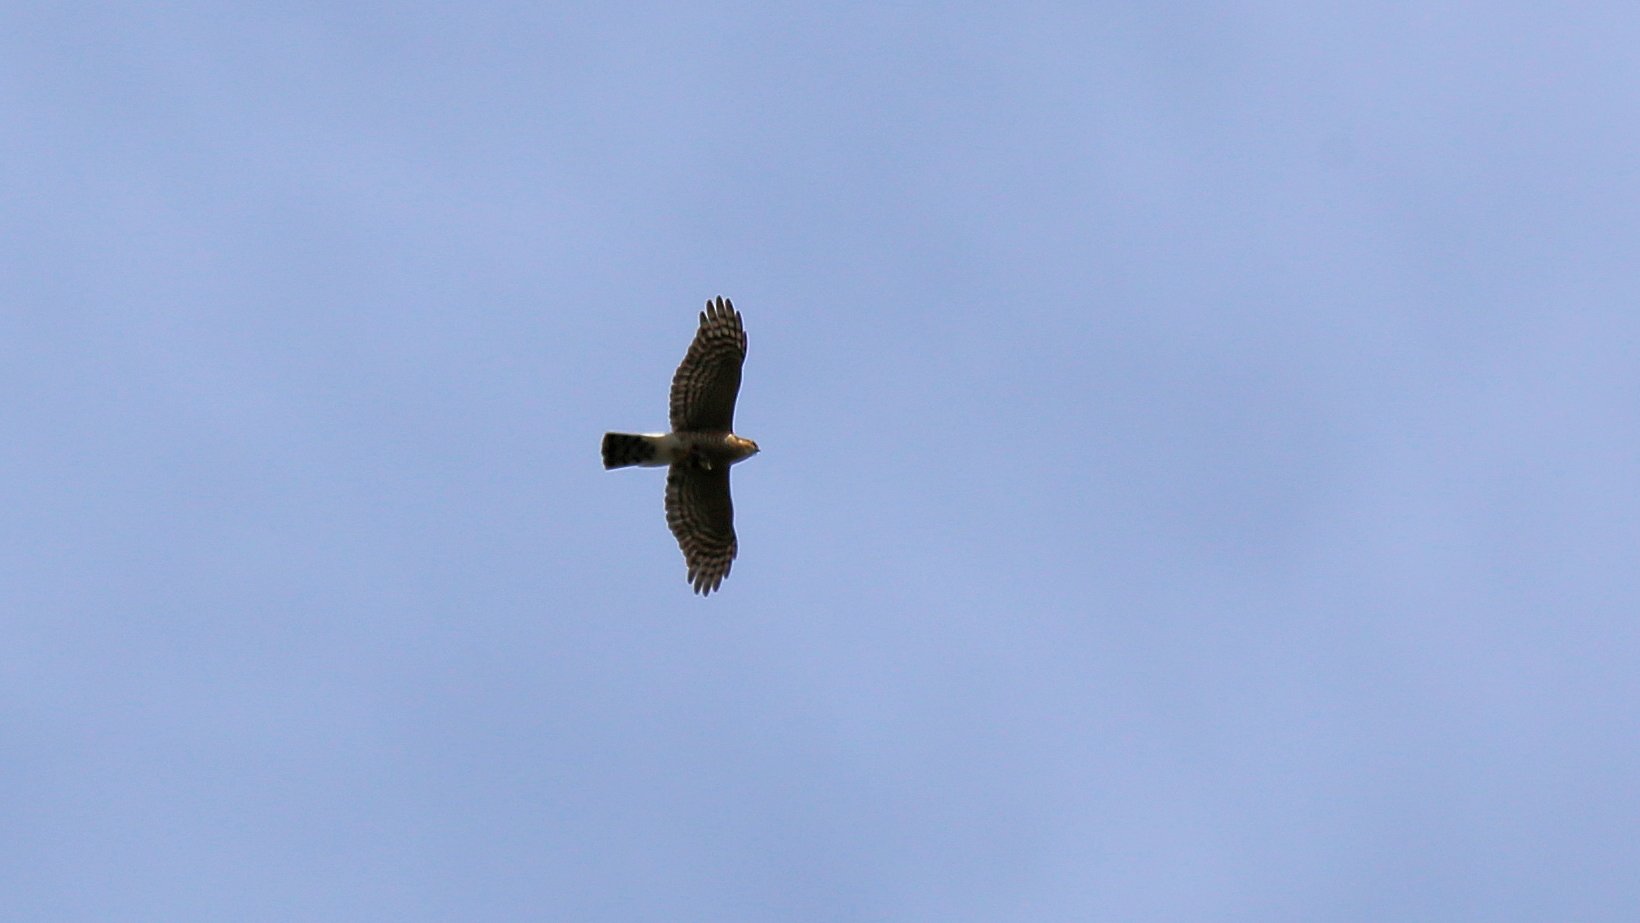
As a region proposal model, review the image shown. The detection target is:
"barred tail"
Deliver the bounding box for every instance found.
[602,432,660,469]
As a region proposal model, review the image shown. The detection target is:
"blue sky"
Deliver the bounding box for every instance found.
[4,4,1638,920]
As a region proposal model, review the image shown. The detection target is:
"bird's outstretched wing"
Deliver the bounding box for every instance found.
[665,464,737,595]
[669,297,746,432]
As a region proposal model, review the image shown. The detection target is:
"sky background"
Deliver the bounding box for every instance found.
[3,4,1639,920]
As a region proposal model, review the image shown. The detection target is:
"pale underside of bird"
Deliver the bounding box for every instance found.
[602,297,758,595]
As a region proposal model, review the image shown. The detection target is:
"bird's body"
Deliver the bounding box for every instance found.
[601,432,759,471]
[602,297,757,595]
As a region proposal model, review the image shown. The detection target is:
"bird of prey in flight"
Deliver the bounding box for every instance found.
[602,297,758,595]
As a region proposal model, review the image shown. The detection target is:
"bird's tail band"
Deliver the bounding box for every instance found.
[602,432,662,469]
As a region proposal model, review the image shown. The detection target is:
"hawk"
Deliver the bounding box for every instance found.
[602,297,759,595]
